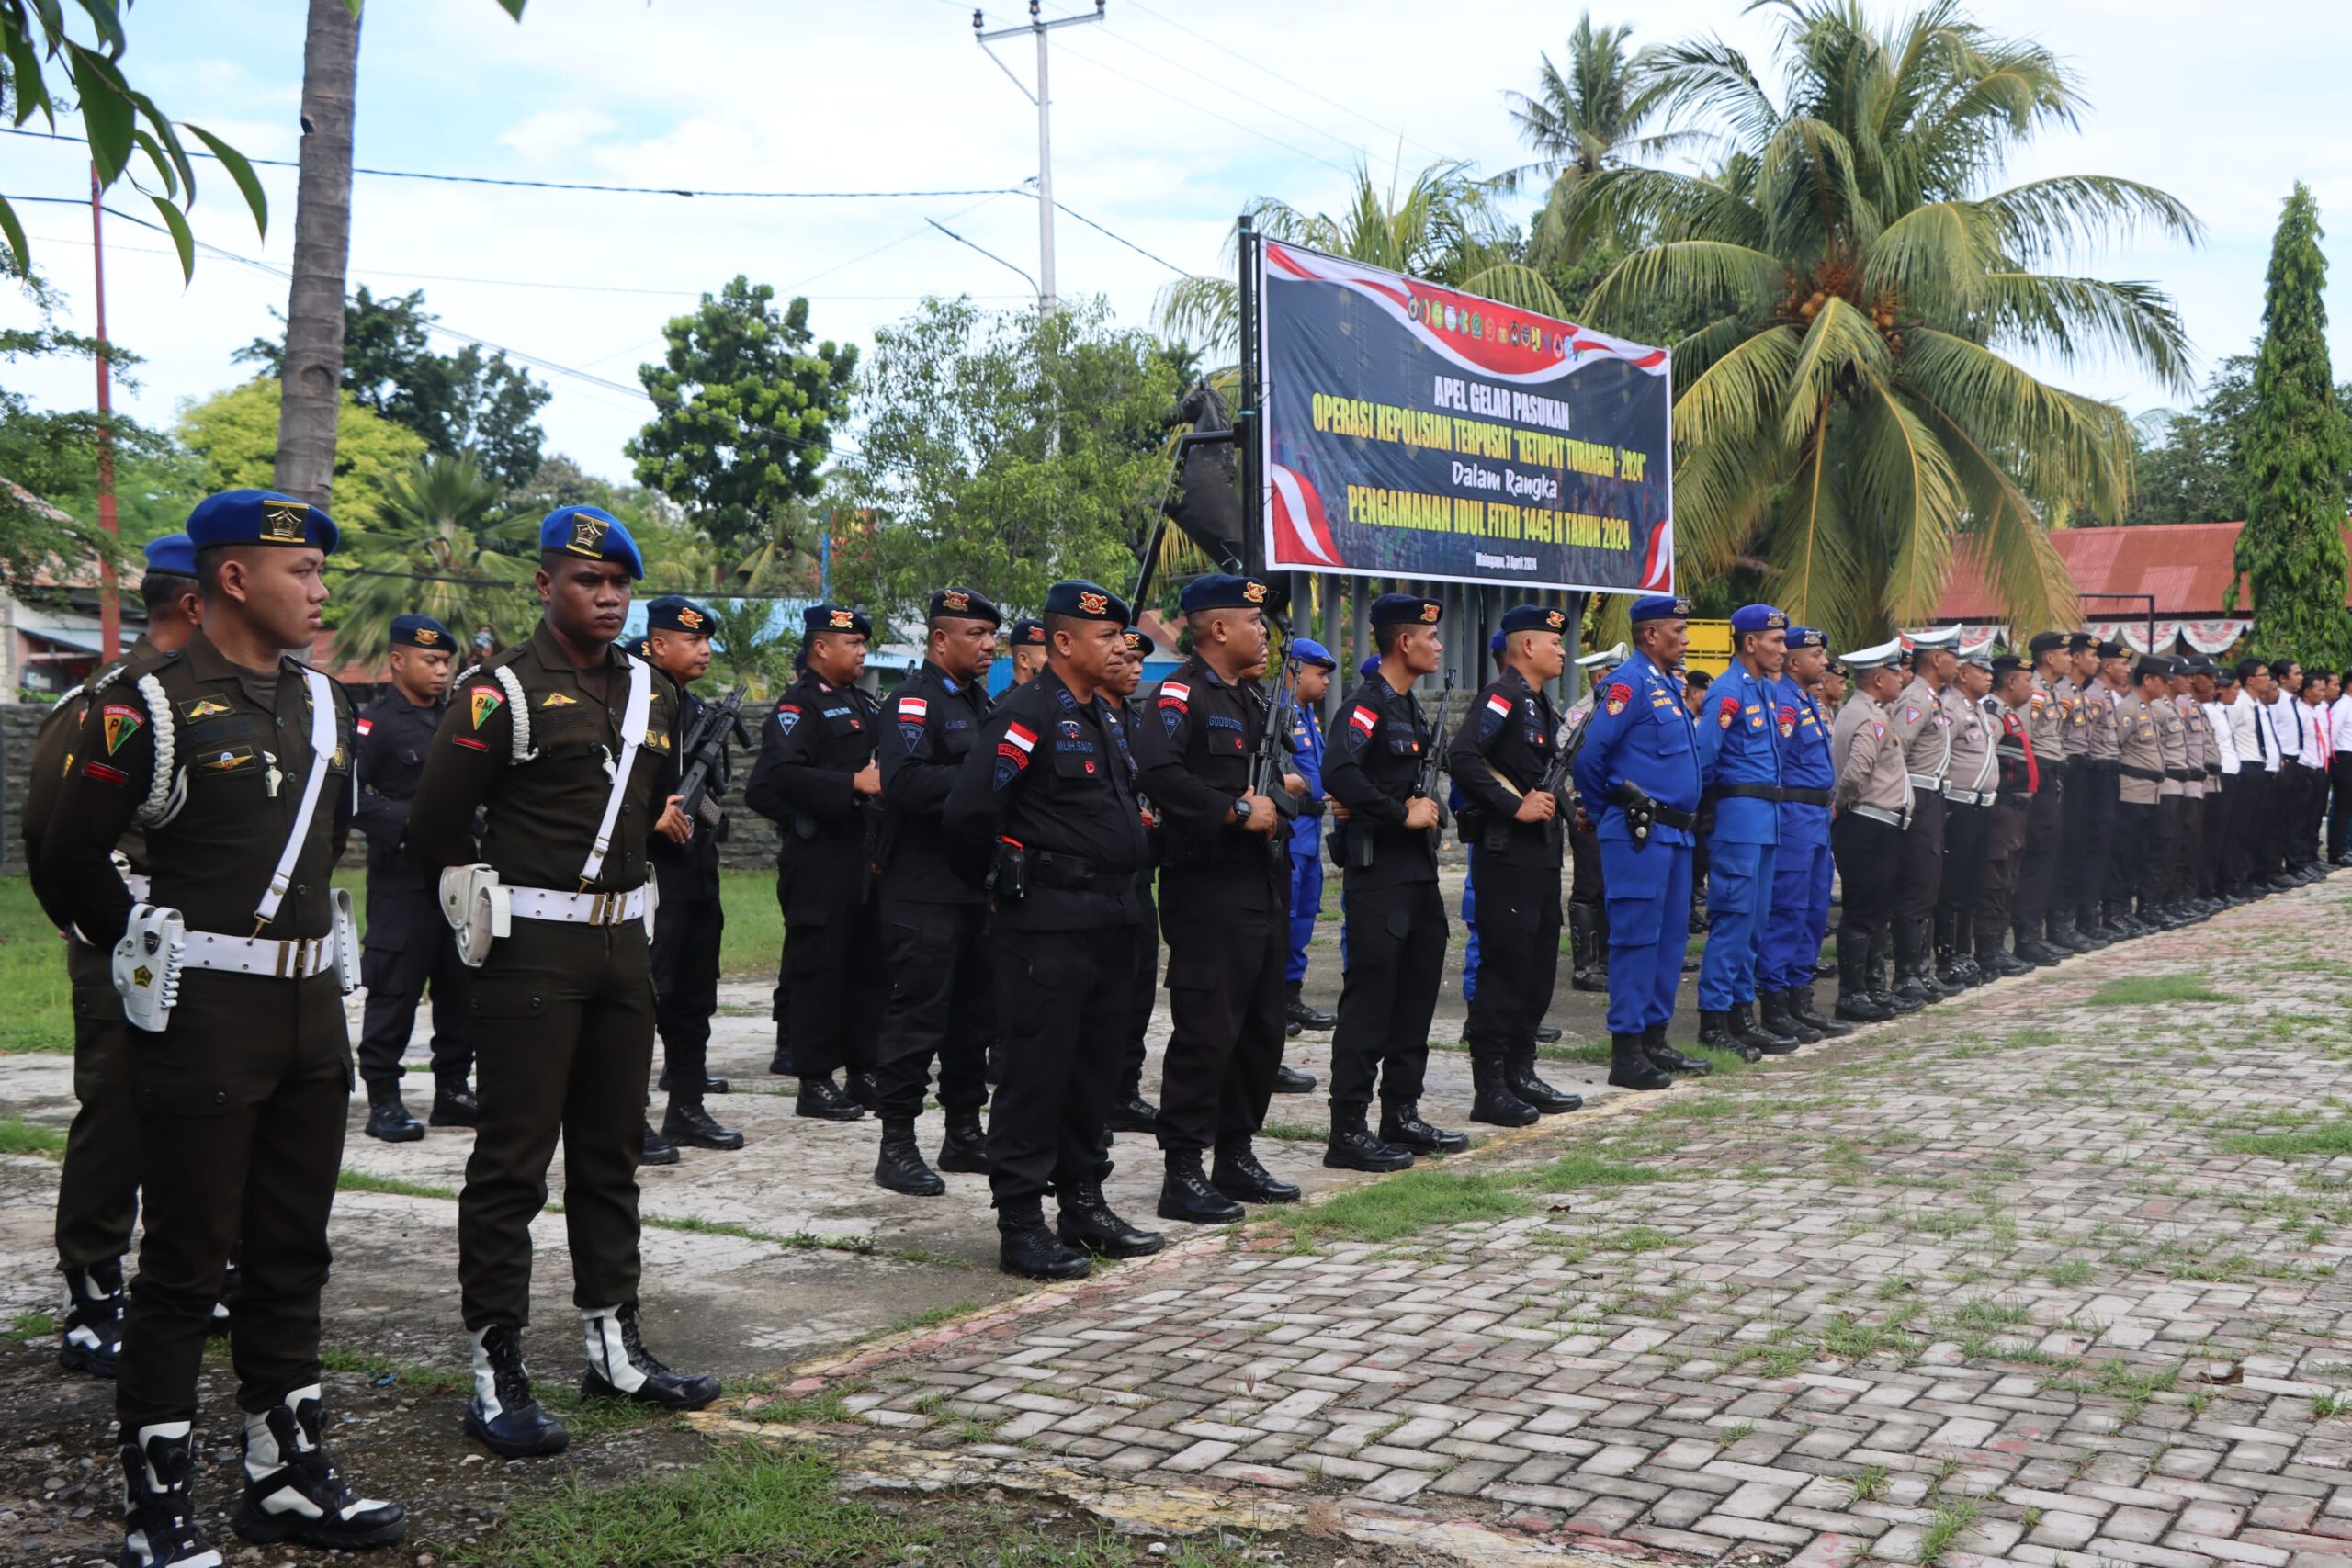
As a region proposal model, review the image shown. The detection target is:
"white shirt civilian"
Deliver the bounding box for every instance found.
[2333,690,2352,755]
[2204,697,2242,774]
[2268,692,2312,769]
[2240,690,2282,773]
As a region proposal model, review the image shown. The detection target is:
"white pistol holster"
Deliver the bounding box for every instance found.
[439,863,510,968]
[330,886,361,995]
[112,904,186,1032]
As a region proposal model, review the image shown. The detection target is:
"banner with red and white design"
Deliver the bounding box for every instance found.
[1256,239,1672,596]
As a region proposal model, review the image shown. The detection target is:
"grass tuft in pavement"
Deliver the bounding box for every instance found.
[1519,1148,1674,1191]
[0,1113,67,1156]
[2088,972,2233,1006]
[2221,1121,2352,1158]
[1283,1168,1532,1244]
[336,1168,460,1201]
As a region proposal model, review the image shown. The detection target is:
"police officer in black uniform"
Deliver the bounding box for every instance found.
[944,581,1162,1280]
[40,490,406,1564]
[353,613,477,1142]
[1133,574,1303,1224]
[1448,604,1584,1126]
[1111,626,1165,1134]
[1322,593,1464,1172]
[746,604,886,1120]
[640,595,745,1156]
[869,587,1002,1194]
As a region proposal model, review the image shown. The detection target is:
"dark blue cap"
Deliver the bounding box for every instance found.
[186,489,338,556]
[1730,603,1788,634]
[1008,618,1047,648]
[928,587,1001,626]
[141,533,197,578]
[1500,604,1571,637]
[1043,580,1129,623]
[1122,627,1158,658]
[1179,573,1282,615]
[804,604,872,639]
[1359,654,1380,678]
[538,505,643,580]
[1289,637,1334,670]
[646,595,713,635]
[1369,593,1442,629]
[389,614,455,651]
[1684,667,1713,688]
[1630,593,1691,624]
[1789,626,1826,650]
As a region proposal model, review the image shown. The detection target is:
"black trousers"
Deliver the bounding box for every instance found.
[1463,858,1563,1054]
[1976,795,2030,937]
[650,893,722,1102]
[119,970,348,1430]
[1937,800,1991,935]
[872,898,992,1122]
[356,877,474,1096]
[458,920,654,1329]
[1568,821,1604,908]
[2011,773,2065,938]
[2262,770,2300,875]
[2110,800,2154,905]
[2072,766,2119,920]
[2302,764,2330,865]
[1157,867,1286,1153]
[2177,793,2206,900]
[985,923,1129,1205]
[1123,875,1157,1102]
[57,940,141,1273]
[2151,795,2184,906]
[2205,777,2239,895]
[1329,878,1445,1106]
[1896,787,1946,922]
[778,861,883,1081]
[2331,757,2352,861]
[2059,763,2098,919]
[1831,811,1901,957]
[2234,768,2272,886]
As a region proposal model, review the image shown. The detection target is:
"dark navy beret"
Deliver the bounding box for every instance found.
[2098,639,2127,659]
[538,505,642,580]
[928,587,1001,626]
[186,489,338,555]
[2028,630,2069,656]
[1630,593,1690,624]
[1729,603,1788,634]
[1368,593,1442,628]
[1179,573,1281,615]
[1991,653,2030,677]
[1122,627,1157,658]
[2067,631,2097,652]
[1008,618,1047,648]
[141,532,197,578]
[1042,580,1129,624]
[1499,604,1570,637]
[1683,667,1713,689]
[803,604,871,639]
[646,595,713,635]
[389,614,455,651]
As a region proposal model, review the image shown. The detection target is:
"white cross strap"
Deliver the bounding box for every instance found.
[578,653,653,886]
[254,667,338,930]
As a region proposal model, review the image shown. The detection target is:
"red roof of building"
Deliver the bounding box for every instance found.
[1934,523,2282,622]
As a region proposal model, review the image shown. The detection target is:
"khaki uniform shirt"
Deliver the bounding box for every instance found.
[2027,672,2067,776]
[2081,678,2122,762]
[2116,692,2164,806]
[1942,683,1996,795]
[2053,674,2093,759]
[1831,691,1911,814]
[1894,675,1952,787]
[2153,693,2188,797]
[2177,696,2207,799]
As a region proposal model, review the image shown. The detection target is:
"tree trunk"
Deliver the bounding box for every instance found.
[275,0,361,506]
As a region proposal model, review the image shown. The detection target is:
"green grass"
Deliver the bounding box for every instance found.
[0,1113,67,1156]
[2087,972,2233,1007]
[716,870,784,977]
[336,1168,459,1201]
[10,1310,58,1343]
[1283,1168,1532,1244]
[2221,1122,2352,1159]
[1917,1496,1982,1564]
[1519,1148,1673,1192]
[318,1346,469,1395]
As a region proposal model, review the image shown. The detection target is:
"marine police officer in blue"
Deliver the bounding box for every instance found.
[1281,637,1338,1050]
[1693,604,1796,1058]
[1570,593,1700,1092]
[1758,627,1850,1043]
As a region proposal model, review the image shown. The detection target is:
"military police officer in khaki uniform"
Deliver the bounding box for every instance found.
[1827,639,1913,1021]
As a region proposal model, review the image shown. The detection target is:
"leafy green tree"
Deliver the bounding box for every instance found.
[2234,184,2352,666]
[0,260,151,584]
[239,287,553,486]
[331,450,536,666]
[628,276,857,569]
[1157,162,1567,355]
[2125,354,2352,527]
[1563,0,2199,643]
[833,298,1184,622]
[177,378,426,532]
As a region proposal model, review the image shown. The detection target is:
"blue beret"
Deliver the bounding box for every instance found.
[1629,593,1691,624]
[1122,626,1158,658]
[1179,573,1282,615]
[141,532,197,578]
[804,603,872,639]
[1008,618,1046,648]
[1500,604,1571,637]
[1358,654,1381,678]
[1489,631,1507,654]
[389,614,455,651]
[1729,603,1788,634]
[646,595,714,635]
[539,505,643,580]
[1288,637,1334,670]
[929,587,1001,626]
[185,489,338,556]
[1042,580,1129,623]
[1369,593,1442,628]
[1788,626,1826,650]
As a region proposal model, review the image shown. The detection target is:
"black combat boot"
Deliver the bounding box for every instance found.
[1272,1061,1318,1093]
[1105,1087,1160,1133]
[1977,933,2034,977]
[1535,1024,1564,1043]
[1284,981,1337,1031]
[363,1086,424,1144]
[2048,909,2094,954]
[937,1106,990,1173]
[1731,999,1800,1055]
[664,1101,746,1151]
[998,1198,1090,1280]
[1788,986,1850,1038]
[768,1040,795,1077]
[1642,1022,1713,1077]
[430,1077,480,1127]
[1567,904,1605,991]
[60,1258,124,1378]
[1834,946,1894,1023]
[1158,1149,1246,1224]
[119,1424,220,1568]
[1889,921,1933,1008]
[1324,1101,1414,1171]
[1467,1048,1538,1127]
[1760,989,1820,1045]
[657,1066,731,1095]
[639,1121,679,1166]
[1871,931,1923,1013]
[795,1073,866,1121]
[2014,924,2067,965]
[581,1303,721,1410]
[232,1384,406,1551]
[1211,1134,1302,1204]
[1508,1045,1581,1113]
[846,1070,881,1110]
[1381,1098,1468,1153]
[874,1120,945,1196]
[1912,918,1962,998]
[1608,1031,1672,1090]
[1057,1183,1164,1258]
[464,1325,570,1458]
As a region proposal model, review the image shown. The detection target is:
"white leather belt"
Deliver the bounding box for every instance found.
[123,872,151,901]
[507,886,647,926]
[1942,785,1995,806]
[1906,772,1944,792]
[1852,803,1910,829]
[180,930,337,979]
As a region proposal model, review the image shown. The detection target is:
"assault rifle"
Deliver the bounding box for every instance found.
[1247,624,1305,860]
[675,684,750,835]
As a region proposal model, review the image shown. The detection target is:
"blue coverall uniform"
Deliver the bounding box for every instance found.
[1759,674,1835,994]
[1286,703,1327,982]
[1570,650,1702,1036]
[1693,661,1783,1011]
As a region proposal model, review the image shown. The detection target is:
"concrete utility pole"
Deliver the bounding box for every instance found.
[973,0,1103,314]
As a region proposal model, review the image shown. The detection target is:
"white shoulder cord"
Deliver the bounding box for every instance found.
[132,673,177,826]
[577,654,651,886]
[493,665,537,762]
[253,668,338,930]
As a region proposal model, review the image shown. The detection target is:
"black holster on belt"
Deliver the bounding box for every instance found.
[988,840,1030,902]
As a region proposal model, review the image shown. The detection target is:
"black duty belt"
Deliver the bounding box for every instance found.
[1713,782,1784,803]
[1781,786,1833,807]
[1650,803,1699,830]
[2041,756,2069,777]
[2166,767,2198,781]
[1031,850,1135,895]
[2120,764,2165,782]
[2089,757,2121,773]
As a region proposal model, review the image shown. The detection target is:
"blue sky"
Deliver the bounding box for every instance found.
[6,0,2348,486]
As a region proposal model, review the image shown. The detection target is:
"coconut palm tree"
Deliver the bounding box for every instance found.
[332,450,533,666]
[275,0,361,507]
[1507,13,1700,258]
[1156,161,1567,355]
[1561,0,2199,643]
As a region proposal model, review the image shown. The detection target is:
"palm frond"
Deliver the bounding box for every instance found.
[1977,175,2204,265]
[1637,36,1782,152]
[1780,297,1892,449]
[1914,390,2083,631]
[1860,199,2000,314]
[1761,399,1867,636]
[1668,322,1804,572]
[1977,271,2195,393]
[1850,379,1964,623]
[1586,239,1785,332]
[1896,327,2134,520]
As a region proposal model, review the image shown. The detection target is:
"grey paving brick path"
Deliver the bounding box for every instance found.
[751,879,2352,1568]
